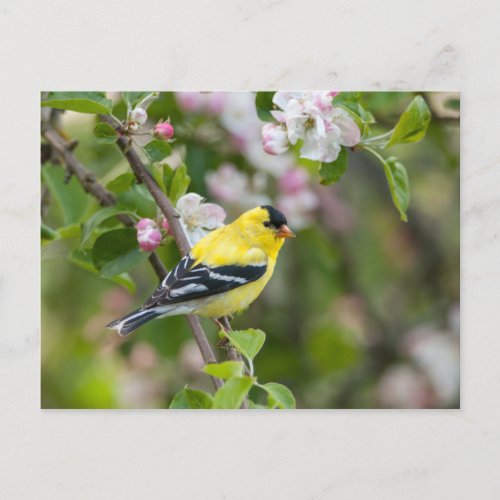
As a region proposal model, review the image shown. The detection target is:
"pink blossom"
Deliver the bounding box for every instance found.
[330,108,361,147]
[161,217,171,234]
[278,168,309,194]
[402,327,459,406]
[271,91,332,145]
[206,163,249,203]
[206,92,226,114]
[154,122,175,140]
[262,123,289,155]
[136,218,156,231]
[175,92,225,115]
[277,188,319,230]
[377,364,434,409]
[136,218,162,252]
[175,92,206,112]
[268,91,360,163]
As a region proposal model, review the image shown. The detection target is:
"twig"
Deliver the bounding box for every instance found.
[42,123,223,391]
[42,125,169,279]
[100,116,242,345]
[99,115,248,400]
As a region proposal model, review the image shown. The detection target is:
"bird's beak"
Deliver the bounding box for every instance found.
[276,224,296,239]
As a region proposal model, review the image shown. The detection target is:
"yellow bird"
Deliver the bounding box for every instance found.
[107,205,295,336]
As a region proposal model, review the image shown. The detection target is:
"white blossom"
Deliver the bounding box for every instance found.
[266,91,361,163]
[176,193,226,245]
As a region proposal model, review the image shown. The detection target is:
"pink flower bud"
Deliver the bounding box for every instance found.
[161,217,171,234]
[129,107,147,125]
[154,122,175,140]
[136,218,162,252]
[279,168,309,194]
[261,123,289,155]
[136,218,156,230]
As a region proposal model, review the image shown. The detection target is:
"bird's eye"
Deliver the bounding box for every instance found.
[263,221,271,228]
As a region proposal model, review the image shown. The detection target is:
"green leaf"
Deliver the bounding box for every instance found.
[169,164,190,204]
[248,400,268,409]
[383,157,410,221]
[255,91,276,122]
[41,163,89,225]
[93,122,118,144]
[319,146,348,185]
[122,92,150,111]
[41,223,58,241]
[68,249,136,293]
[223,329,266,362]
[163,164,175,193]
[332,93,375,135]
[58,223,81,239]
[81,206,136,248]
[116,185,157,219]
[364,147,410,221]
[213,376,254,409]
[41,92,113,114]
[169,388,213,409]
[144,140,172,162]
[260,382,296,409]
[151,163,175,195]
[106,173,135,193]
[386,95,431,147]
[91,228,149,277]
[203,361,245,380]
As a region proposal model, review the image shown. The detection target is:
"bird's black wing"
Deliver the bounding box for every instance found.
[142,253,267,308]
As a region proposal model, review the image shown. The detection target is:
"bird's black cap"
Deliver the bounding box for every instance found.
[261,205,287,228]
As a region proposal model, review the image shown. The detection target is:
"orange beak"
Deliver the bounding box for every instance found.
[276,224,296,239]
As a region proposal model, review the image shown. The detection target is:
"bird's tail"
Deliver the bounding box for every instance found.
[106,308,161,336]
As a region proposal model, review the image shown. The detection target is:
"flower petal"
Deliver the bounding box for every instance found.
[197,203,227,229]
[176,193,204,218]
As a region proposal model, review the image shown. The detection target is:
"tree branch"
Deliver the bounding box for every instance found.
[42,123,223,391]
[99,115,246,395]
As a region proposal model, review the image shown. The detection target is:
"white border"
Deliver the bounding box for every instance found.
[2,0,498,497]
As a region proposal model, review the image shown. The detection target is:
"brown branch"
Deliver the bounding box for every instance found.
[42,123,223,391]
[42,125,169,280]
[99,115,247,395]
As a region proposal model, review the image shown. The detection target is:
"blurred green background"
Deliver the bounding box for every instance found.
[41,92,459,409]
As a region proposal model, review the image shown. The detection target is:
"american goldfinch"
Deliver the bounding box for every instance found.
[107,205,295,336]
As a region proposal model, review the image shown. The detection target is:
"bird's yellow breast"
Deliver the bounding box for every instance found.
[193,259,276,318]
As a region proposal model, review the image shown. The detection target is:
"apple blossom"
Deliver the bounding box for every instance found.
[154,121,174,140]
[277,188,318,230]
[402,327,459,406]
[265,91,360,164]
[206,163,272,210]
[175,92,226,115]
[136,218,162,252]
[176,193,227,245]
[261,123,289,155]
[377,364,433,409]
[278,168,309,194]
[300,127,342,163]
[205,163,249,203]
[161,217,171,234]
[129,107,147,126]
[175,92,206,112]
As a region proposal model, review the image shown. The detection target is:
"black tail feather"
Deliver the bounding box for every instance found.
[106,308,160,336]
